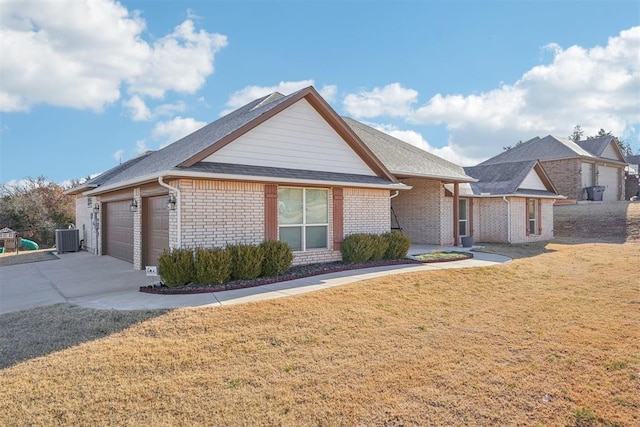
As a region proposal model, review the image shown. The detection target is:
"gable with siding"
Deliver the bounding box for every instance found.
[204,99,378,176]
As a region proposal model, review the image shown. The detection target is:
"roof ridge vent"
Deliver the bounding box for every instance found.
[251,92,285,111]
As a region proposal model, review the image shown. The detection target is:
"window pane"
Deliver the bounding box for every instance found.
[279,227,302,251]
[529,219,536,235]
[278,188,303,225]
[528,200,536,219]
[305,226,327,249]
[305,189,328,224]
[459,199,467,219]
[459,221,467,237]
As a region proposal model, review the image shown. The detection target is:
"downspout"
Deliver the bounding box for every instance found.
[502,196,511,243]
[158,176,182,249]
[390,190,399,199]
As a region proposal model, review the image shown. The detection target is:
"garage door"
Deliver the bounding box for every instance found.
[104,201,134,263]
[143,195,169,267]
[598,166,620,202]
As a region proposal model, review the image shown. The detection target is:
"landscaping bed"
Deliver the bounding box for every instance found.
[140,258,422,294]
[409,251,473,263]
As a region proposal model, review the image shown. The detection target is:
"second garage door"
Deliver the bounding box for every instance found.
[598,166,620,202]
[144,195,169,267]
[104,201,134,263]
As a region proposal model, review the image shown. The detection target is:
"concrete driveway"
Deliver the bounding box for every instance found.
[0,249,510,315]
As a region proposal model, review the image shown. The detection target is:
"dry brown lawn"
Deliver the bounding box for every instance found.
[1,241,639,426]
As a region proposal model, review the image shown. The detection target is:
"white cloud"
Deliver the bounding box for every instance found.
[222,80,338,115]
[123,96,152,121]
[343,83,418,118]
[136,140,150,154]
[373,124,484,167]
[123,96,186,121]
[152,116,207,147]
[342,26,640,160]
[0,0,227,112]
[319,85,338,103]
[113,149,124,163]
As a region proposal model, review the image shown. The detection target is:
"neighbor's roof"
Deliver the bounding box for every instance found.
[71,87,404,195]
[478,135,595,165]
[625,154,640,165]
[343,117,475,182]
[464,160,560,198]
[575,136,618,159]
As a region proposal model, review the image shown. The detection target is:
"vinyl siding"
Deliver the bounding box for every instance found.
[204,99,378,176]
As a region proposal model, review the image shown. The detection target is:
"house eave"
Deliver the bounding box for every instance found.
[82,171,411,196]
[393,171,477,183]
[470,193,565,199]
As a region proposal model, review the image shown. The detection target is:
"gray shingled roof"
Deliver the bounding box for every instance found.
[342,117,474,182]
[576,136,615,158]
[627,154,640,165]
[478,135,594,165]
[186,162,395,186]
[464,160,557,197]
[88,90,300,188]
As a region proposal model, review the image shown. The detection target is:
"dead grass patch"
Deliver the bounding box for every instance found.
[1,243,639,426]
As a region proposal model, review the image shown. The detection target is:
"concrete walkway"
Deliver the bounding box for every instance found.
[0,248,510,315]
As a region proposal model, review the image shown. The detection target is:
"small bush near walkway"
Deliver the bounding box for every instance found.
[260,240,293,277]
[227,244,265,280]
[342,232,411,263]
[194,248,231,285]
[157,248,195,287]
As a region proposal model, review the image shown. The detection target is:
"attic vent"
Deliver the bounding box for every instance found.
[251,92,285,110]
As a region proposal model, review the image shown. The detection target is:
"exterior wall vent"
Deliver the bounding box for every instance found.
[55,229,80,253]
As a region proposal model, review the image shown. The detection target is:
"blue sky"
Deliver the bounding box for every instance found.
[1,0,639,185]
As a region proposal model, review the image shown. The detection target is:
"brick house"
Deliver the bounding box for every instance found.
[475,135,627,203]
[67,87,410,269]
[344,118,476,247]
[67,86,560,270]
[463,160,563,243]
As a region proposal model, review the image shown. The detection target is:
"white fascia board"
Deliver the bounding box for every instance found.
[470,193,566,200]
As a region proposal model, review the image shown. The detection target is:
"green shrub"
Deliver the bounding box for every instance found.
[369,234,389,261]
[157,248,195,287]
[382,232,411,260]
[341,233,376,263]
[260,240,294,277]
[194,247,231,285]
[227,244,264,280]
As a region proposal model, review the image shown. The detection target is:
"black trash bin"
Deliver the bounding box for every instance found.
[586,186,605,201]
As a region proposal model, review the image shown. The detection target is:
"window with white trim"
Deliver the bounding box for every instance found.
[528,199,538,235]
[278,188,328,251]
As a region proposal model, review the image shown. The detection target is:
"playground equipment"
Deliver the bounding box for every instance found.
[20,238,39,250]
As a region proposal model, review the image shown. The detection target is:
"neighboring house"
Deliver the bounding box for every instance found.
[625,154,640,199]
[476,135,627,202]
[67,87,410,269]
[343,118,476,247]
[463,160,563,243]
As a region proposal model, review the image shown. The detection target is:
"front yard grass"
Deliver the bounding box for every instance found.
[1,242,639,426]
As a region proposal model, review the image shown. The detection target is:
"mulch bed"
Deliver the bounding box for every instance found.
[140,259,423,295]
[140,251,475,295]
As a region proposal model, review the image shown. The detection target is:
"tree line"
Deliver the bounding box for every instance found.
[0,176,77,248]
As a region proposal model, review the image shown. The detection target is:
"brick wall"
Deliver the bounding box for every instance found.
[177,179,265,248]
[343,188,390,236]
[473,198,508,243]
[132,188,142,270]
[391,178,448,244]
[472,197,554,243]
[540,159,582,200]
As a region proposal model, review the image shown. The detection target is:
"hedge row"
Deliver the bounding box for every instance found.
[341,232,411,263]
[158,240,293,288]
